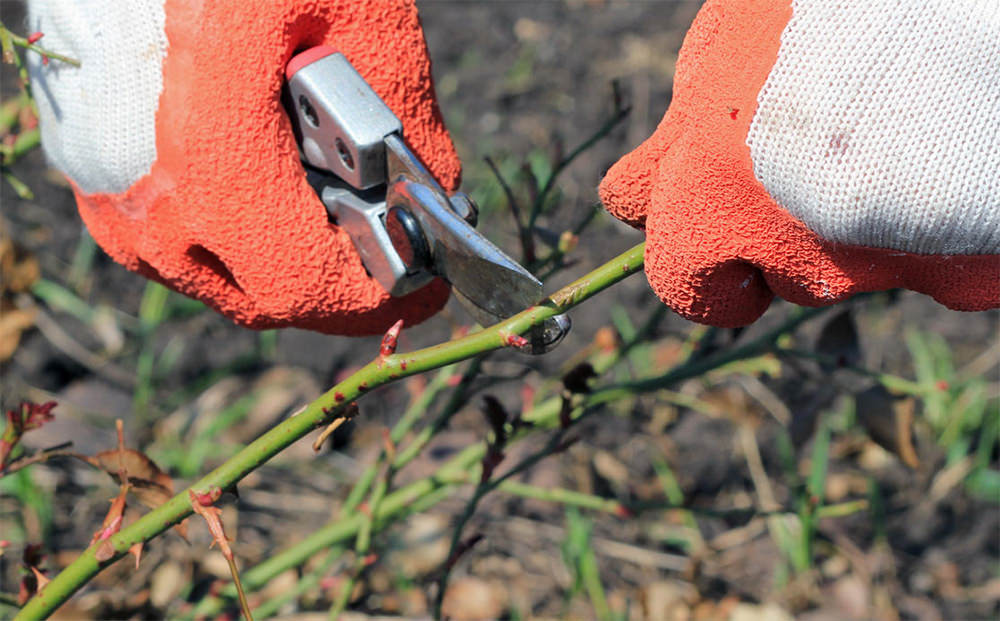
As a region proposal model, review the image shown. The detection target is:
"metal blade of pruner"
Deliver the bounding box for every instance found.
[285,47,569,354]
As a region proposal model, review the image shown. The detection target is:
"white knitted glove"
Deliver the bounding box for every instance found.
[600,0,1000,327]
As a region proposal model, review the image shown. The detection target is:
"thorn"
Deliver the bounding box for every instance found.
[501,331,529,349]
[191,486,223,506]
[188,490,233,561]
[26,32,44,44]
[379,319,404,357]
[30,566,50,590]
[129,541,144,569]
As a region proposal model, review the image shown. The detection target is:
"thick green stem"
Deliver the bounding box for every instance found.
[15,243,645,620]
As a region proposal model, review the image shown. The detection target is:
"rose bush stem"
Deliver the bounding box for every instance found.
[15,243,646,621]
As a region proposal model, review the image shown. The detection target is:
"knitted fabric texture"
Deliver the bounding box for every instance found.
[747,0,1000,255]
[26,0,460,335]
[599,0,999,328]
[27,0,167,194]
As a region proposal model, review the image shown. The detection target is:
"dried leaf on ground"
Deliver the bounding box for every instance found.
[0,300,35,361]
[855,386,920,468]
[0,235,40,294]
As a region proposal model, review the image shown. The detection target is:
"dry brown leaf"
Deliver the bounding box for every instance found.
[0,300,35,361]
[85,427,188,539]
[0,236,40,295]
[87,448,174,500]
[855,386,920,469]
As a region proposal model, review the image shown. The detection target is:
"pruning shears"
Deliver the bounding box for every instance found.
[285,46,569,354]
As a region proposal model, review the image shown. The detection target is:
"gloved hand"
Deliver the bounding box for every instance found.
[600,0,1000,328]
[27,0,460,335]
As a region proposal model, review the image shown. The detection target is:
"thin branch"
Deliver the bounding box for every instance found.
[1,442,80,476]
[529,85,630,229]
[485,156,535,264]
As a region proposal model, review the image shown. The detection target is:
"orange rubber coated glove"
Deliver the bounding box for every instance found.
[27,0,460,335]
[600,0,1000,328]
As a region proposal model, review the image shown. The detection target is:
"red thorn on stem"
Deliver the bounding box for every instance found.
[334,392,346,403]
[192,487,223,507]
[362,553,378,567]
[27,32,44,44]
[502,331,529,348]
[935,380,949,391]
[379,319,404,357]
[42,55,49,66]
[188,490,233,561]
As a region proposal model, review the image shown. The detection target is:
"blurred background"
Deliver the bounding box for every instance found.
[2,1,998,619]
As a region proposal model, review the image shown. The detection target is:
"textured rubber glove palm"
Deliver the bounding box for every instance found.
[27,0,460,335]
[600,0,1000,327]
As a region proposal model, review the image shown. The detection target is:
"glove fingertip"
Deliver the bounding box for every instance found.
[644,237,774,329]
[599,155,651,229]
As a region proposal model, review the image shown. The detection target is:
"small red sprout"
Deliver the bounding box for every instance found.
[379,319,404,357]
[2,401,57,471]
